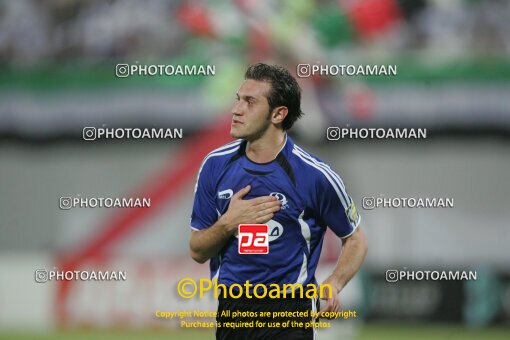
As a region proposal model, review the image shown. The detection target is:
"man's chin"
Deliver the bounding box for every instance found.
[229,129,244,139]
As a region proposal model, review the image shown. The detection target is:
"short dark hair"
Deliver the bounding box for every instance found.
[244,63,303,130]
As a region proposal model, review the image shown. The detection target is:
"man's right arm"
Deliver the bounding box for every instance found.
[189,218,235,264]
[189,185,281,263]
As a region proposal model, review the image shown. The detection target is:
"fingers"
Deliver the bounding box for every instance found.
[250,200,281,223]
[250,195,279,205]
[232,185,251,200]
[255,213,275,224]
[229,190,282,224]
[256,204,281,217]
[232,188,281,206]
[319,296,340,318]
[256,200,282,210]
[237,204,279,224]
[319,298,333,314]
[331,297,340,313]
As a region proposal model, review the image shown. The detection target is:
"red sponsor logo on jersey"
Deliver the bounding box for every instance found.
[238,224,269,254]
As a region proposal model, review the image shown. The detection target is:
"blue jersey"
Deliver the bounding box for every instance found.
[190,135,360,287]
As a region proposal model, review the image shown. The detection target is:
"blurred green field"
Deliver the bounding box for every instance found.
[0,325,509,340]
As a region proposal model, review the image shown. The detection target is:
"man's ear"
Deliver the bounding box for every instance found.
[271,106,288,125]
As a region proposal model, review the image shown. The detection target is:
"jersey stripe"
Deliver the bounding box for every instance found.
[194,142,241,193]
[296,253,308,285]
[206,139,242,156]
[212,254,221,281]
[294,145,352,206]
[292,148,351,209]
[311,297,317,339]
[295,145,348,191]
[295,145,346,188]
[298,210,311,252]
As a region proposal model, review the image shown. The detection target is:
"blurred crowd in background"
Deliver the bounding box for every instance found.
[1,0,510,65]
[2,0,510,139]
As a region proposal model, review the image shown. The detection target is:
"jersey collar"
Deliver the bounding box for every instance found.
[228,133,294,165]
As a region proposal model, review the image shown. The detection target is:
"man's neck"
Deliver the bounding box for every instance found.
[246,131,286,164]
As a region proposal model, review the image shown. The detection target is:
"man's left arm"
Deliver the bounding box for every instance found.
[320,226,368,314]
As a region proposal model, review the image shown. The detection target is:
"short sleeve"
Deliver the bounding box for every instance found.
[190,159,218,230]
[313,167,361,238]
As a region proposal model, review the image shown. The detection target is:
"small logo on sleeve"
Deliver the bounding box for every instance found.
[346,203,360,225]
[218,189,233,199]
[238,224,269,254]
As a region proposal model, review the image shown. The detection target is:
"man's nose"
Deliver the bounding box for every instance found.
[231,101,242,116]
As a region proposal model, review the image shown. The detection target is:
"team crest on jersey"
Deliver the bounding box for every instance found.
[270,192,288,210]
[345,202,359,225]
[267,219,284,242]
[218,189,233,199]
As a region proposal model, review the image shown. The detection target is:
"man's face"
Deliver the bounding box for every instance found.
[230,79,272,141]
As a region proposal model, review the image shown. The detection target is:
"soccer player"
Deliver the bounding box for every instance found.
[189,63,368,339]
